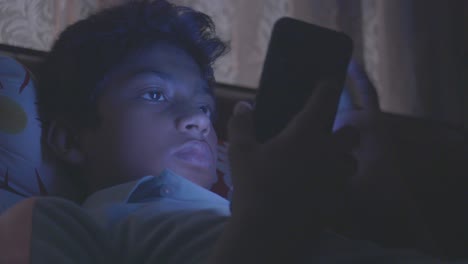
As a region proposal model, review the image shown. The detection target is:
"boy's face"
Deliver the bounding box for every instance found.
[79,42,218,192]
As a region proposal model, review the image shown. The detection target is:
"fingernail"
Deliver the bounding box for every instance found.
[233,101,253,115]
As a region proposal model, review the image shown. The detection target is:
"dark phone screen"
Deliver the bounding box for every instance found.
[254,18,353,143]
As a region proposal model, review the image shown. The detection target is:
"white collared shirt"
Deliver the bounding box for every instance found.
[82,169,230,263]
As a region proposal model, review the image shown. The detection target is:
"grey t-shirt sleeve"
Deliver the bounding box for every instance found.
[111,207,228,264]
[28,196,451,264]
[30,197,112,264]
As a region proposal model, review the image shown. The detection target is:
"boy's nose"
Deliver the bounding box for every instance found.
[176,110,211,138]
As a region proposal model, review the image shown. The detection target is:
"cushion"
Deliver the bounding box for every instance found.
[0,55,46,197]
[211,140,232,199]
[0,189,24,214]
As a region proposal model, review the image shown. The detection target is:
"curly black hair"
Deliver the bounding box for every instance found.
[37,0,227,135]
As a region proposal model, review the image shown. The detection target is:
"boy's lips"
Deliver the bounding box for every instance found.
[173,140,214,167]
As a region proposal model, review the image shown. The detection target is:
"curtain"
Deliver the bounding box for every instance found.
[97,0,464,125]
[354,0,465,125]
[0,0,464,126]
[0,0,96,50]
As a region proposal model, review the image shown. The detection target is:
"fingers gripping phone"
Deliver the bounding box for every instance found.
[254,17,353,143]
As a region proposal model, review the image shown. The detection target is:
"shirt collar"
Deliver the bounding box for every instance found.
[82,169,228,209]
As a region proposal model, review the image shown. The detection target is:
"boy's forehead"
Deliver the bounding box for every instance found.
[104,42,214,96]
[126,41,201,71]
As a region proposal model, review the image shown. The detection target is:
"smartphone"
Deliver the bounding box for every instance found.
[254,17,353,143]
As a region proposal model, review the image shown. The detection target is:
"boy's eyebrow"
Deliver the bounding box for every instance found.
[127,69,172,81]
[197,84,212,96]
[124,69,213,100]
[129,69,212,95]
[93,70,173,101]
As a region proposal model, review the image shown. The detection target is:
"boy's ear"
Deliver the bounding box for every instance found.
[46,121,84,165]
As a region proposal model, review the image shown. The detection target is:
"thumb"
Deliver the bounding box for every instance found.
[227,101,257,154]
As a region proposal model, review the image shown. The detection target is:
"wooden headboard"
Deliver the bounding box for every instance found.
[0,43,256,141]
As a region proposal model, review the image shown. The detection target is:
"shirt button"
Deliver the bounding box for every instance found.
[159,185,172,196]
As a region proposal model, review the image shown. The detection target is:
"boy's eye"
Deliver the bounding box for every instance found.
[141,90,166,102]
[199,104,213,117]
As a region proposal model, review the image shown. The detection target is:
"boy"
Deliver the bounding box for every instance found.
[0,0,442,263]
[34,0,359,262]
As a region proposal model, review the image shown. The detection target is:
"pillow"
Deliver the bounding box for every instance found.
[0,55,233,211]
[210,140,232,200]
[0,55,46,197]
[0,189,24,214]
